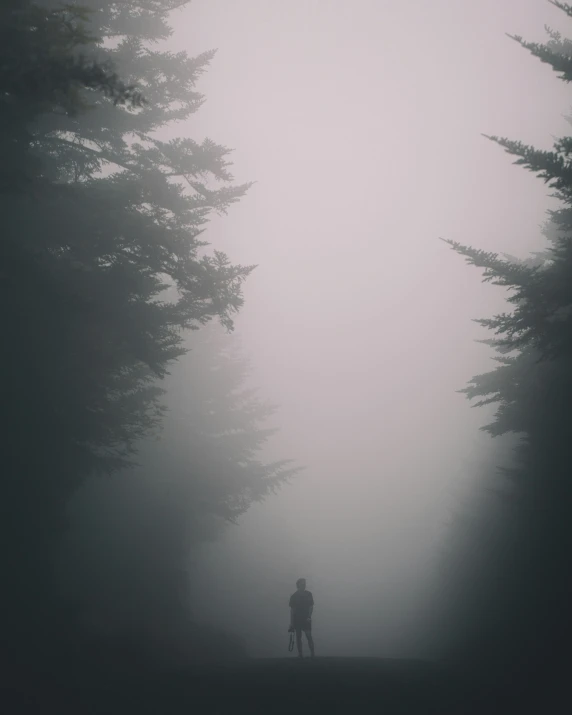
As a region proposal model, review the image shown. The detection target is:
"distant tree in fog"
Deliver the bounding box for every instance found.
[60,322,299,664]
[440,0,572,684]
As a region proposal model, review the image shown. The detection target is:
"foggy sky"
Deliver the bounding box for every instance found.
[156,0,570,658]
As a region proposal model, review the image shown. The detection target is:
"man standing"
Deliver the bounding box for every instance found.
[289,578,315,659]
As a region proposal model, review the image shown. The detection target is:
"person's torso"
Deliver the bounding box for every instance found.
[290,590,313,618]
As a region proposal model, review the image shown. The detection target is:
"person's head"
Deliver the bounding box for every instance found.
[296,578,306,592]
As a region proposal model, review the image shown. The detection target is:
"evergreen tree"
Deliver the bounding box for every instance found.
[1,0,253,671]
[59,323,299,668]
[441,1,572,689]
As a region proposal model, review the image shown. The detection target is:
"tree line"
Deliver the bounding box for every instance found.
[438,0,572,700]
[7,0,572,697]
[1,0,297,680]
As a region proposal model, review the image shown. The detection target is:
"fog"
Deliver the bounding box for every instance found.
[60,0,571,663]
[137,0,568,659]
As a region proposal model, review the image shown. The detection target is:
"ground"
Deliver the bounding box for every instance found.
[7,656,507,714]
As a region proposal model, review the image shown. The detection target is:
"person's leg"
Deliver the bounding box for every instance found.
[295,627,303,657]
[304,627,315,657]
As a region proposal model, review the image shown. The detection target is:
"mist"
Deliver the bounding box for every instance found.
[60,0,568,656]
[158,0,570,659]
[6,0,572,710]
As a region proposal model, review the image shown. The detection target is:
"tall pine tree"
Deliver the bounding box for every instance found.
[442,0,572,691]
[1,0,253,672]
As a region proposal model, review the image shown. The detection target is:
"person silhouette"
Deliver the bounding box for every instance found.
[288,578,315,659]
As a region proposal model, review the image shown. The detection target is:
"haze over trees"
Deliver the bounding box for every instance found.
[58,322,298,669]
[7,0,572,710]
[439,0,572,692]
[2,0,294,676]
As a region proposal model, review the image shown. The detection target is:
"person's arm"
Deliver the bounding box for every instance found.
[308,605,313,619]
[290,607,295,629]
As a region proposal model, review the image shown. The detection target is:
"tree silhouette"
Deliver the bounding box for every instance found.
[441,1,572,688]
[59,323,299,668]
[1,1,253,671]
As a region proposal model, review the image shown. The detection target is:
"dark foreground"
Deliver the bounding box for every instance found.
[4,656,522,715]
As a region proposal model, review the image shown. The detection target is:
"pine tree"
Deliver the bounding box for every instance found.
[441,1,572,686]
[59,323,300,668]
[1,1,254,670]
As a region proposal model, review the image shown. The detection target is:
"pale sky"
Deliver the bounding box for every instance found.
[155,0,571,658]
